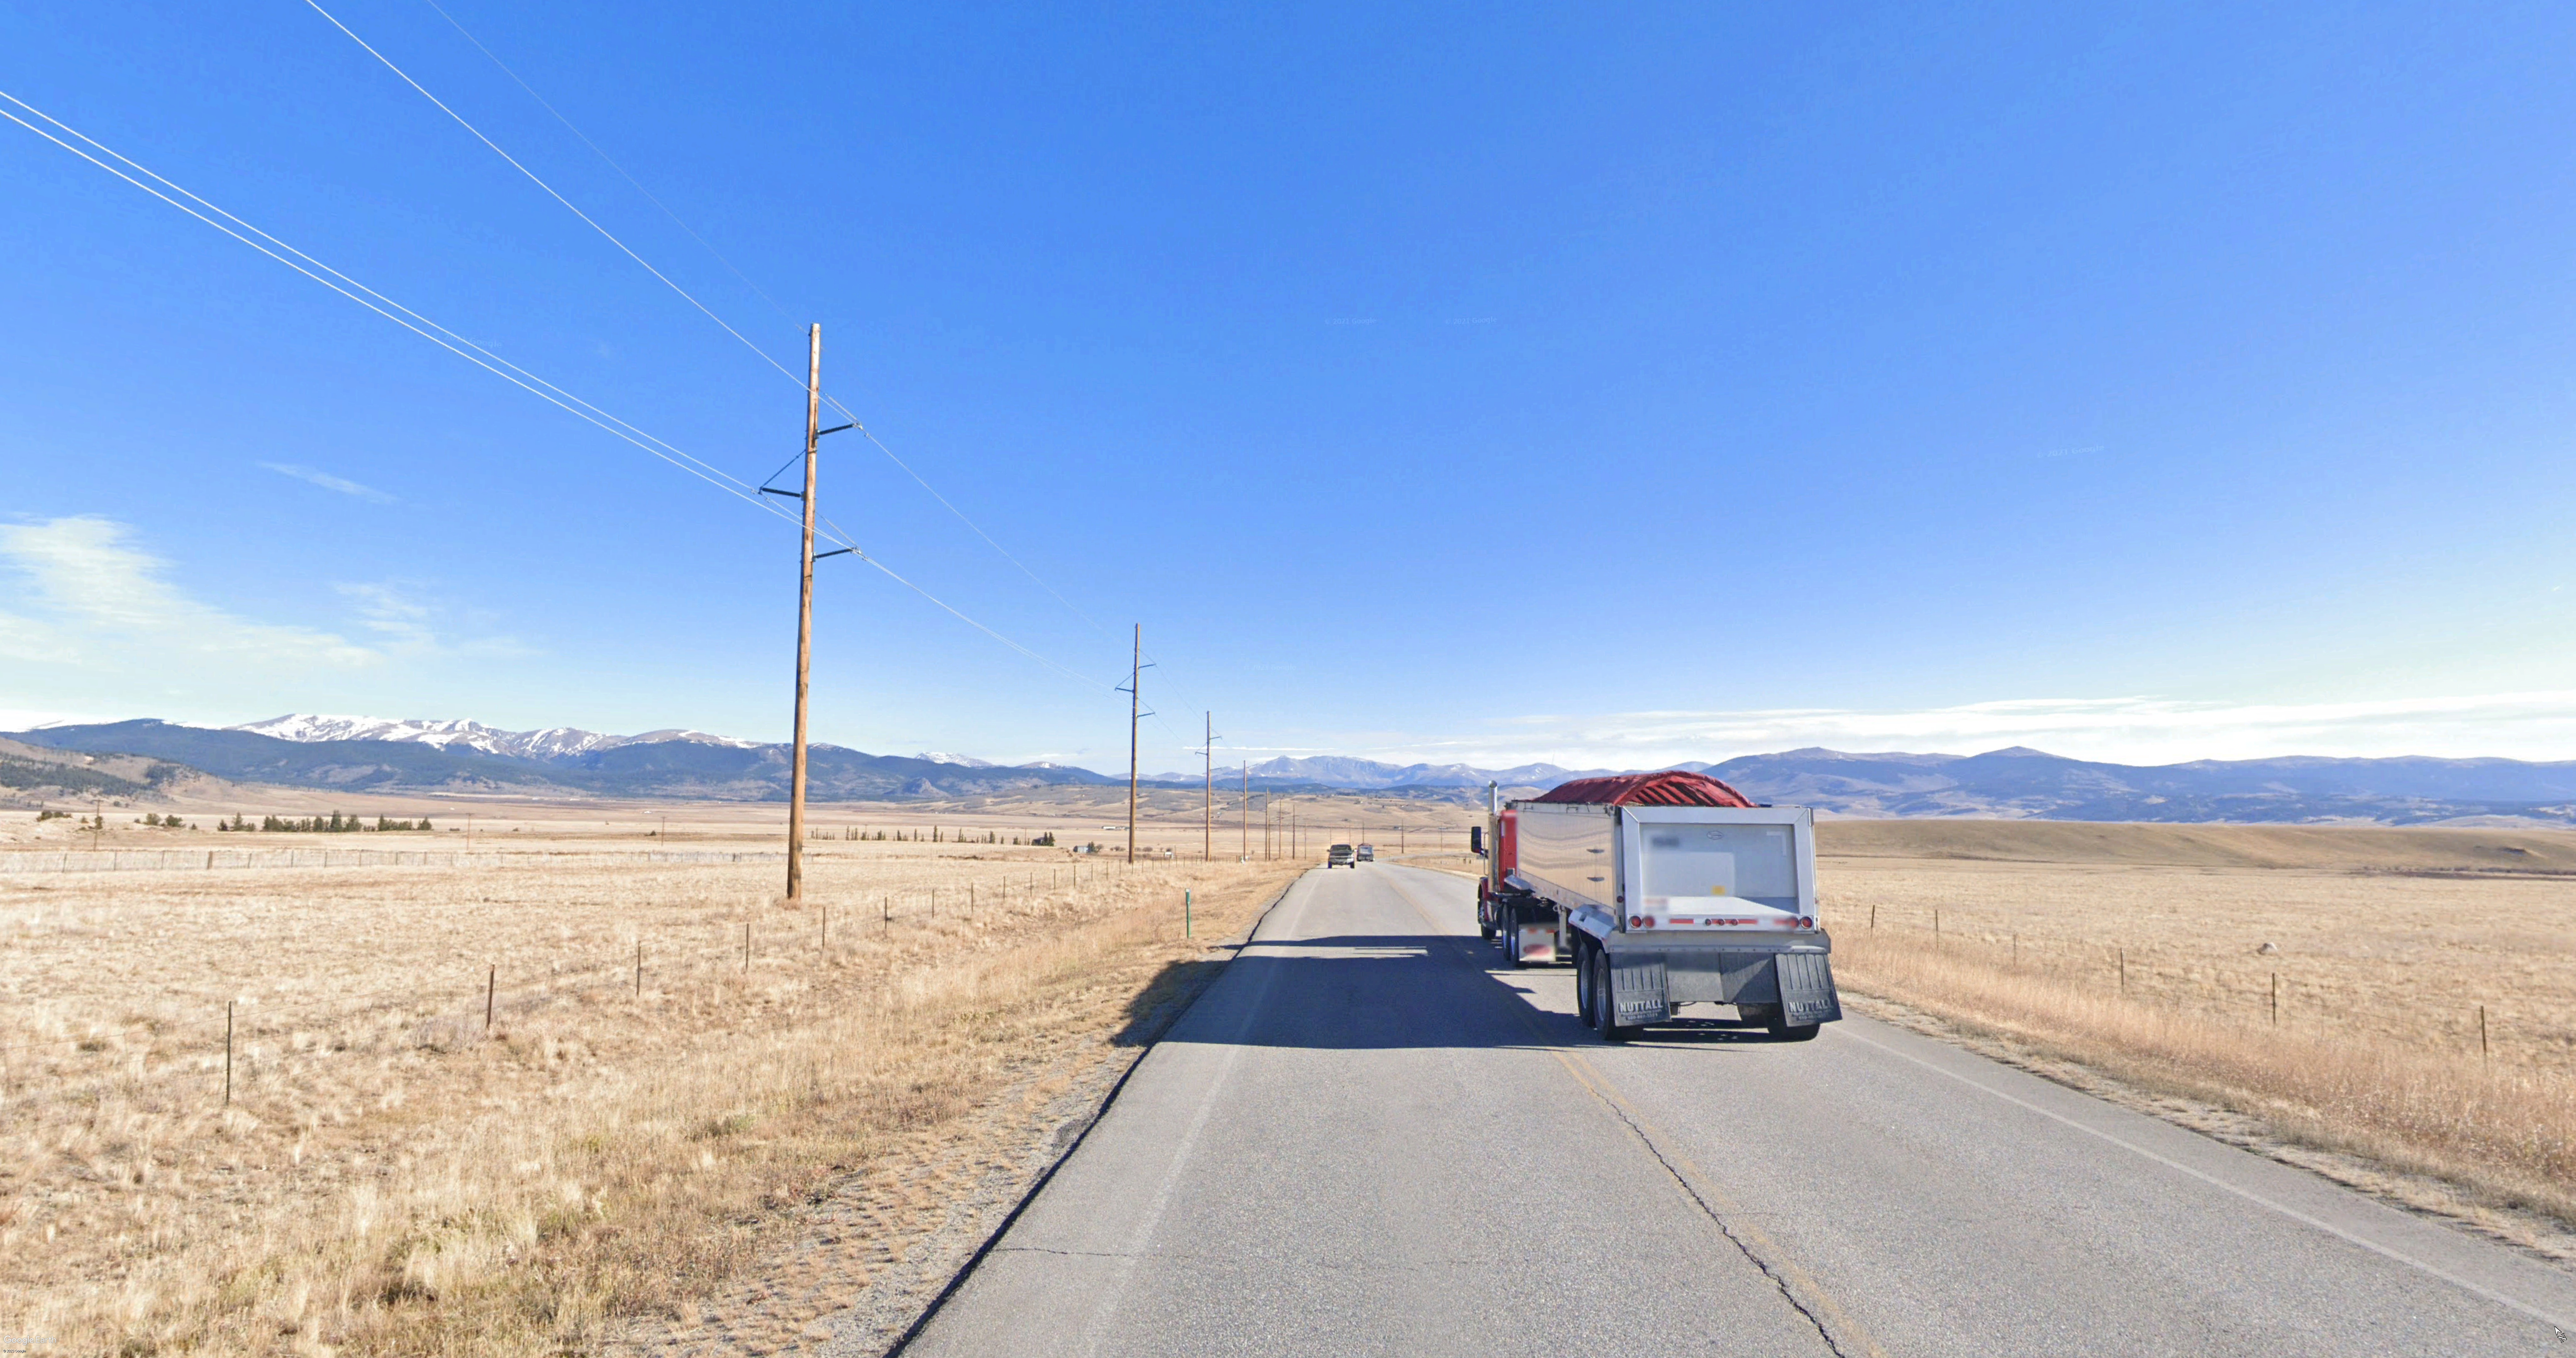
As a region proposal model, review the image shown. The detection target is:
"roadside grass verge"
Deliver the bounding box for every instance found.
[1,853,1297,1355]
[1834,930,2576,1230]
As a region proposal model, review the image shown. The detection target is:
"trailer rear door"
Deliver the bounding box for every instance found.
[1622,807,1817,930]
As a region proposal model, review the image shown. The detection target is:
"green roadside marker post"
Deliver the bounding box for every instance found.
[1185,889,1193,938]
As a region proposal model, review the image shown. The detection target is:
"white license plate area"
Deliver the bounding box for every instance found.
[1516,923,1556,960]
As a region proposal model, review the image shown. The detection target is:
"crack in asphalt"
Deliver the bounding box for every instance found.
[1380,867,1878,1358]
[1584,1079,1860,1358]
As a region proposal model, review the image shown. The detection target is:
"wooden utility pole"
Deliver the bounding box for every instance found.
[1202,712,1214,861]
[1240,761,1249,859]
[785,323,822,907]
[1126,624,1141,864]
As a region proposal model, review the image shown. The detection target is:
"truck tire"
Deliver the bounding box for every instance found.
[1572,935,1594,1016]
[1591,949,1632,1042]
[1768,1019,1822,1042]
[1497,902,1522,969]
[1476,888,1496,940]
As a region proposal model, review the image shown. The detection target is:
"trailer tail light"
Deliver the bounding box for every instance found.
[1628,916,1644,928]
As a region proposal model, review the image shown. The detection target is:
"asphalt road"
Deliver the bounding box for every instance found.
[902,863,2576,1357]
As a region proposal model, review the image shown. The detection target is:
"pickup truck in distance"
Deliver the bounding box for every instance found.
[1355,844,1375,862]
[1328,843,1356,868]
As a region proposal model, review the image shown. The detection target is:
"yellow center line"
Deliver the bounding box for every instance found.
[1381,869,1889,1358]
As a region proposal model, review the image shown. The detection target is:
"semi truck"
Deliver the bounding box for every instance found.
[1474,770,1842,1041]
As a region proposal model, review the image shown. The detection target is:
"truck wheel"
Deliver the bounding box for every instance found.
[1768,1019,1822,1043]
[1498,903,1522,969]
[1476,890,1496,940]
[1573,935,1595,1016]
[1592,950,1631,1042]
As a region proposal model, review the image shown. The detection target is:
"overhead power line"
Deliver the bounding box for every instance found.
[0,90,782,522]
[302,0,807,389]
[353,0,1123,646]
[0,86,1107,692]
[305,4,1183,711]
[844,420,1111,635]
[414,0,802,330]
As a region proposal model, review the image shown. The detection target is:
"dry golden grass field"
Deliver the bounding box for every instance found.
[18,791,2576,1352]
[0,799,1306,1356]
[1819,819,2576,1247]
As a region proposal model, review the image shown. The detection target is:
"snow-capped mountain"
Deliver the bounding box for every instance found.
[228,715,753,761]
[912,751,997,767]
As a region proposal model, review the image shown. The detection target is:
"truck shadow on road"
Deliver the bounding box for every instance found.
[1126,934,1811,1053]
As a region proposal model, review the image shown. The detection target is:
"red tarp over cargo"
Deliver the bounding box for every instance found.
[1531,770,1758,808]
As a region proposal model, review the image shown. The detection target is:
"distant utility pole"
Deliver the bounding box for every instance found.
[784,324,822,907]
[1125,624,1141,864]
[1240,761,1249,859]
[1202,711,1215,862]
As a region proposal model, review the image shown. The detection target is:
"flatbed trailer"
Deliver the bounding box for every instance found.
[1474,771,1841,1041]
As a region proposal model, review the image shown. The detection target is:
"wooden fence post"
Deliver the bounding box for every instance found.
[224,1000,234,1107]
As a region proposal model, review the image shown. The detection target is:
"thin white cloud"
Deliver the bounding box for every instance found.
[0,516,380,670]
[336,581,438,651]
[259,461,394,503]
[1364,691,2576,768]
[333,581,525,658]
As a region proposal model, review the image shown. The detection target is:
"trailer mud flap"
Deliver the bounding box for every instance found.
[1612,956,1669,1027]
[1774,952,1842,1026]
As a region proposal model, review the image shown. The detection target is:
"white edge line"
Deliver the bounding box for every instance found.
[1836,1026,2576,1336]
[1074,876,1307,1354]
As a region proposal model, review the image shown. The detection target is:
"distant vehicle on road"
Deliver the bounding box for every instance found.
[1355,844,1375,862]
[1327,843,1355,868]
[1476,770,1839,1042]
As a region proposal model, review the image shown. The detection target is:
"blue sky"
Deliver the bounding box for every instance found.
[6,1,2576,773]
